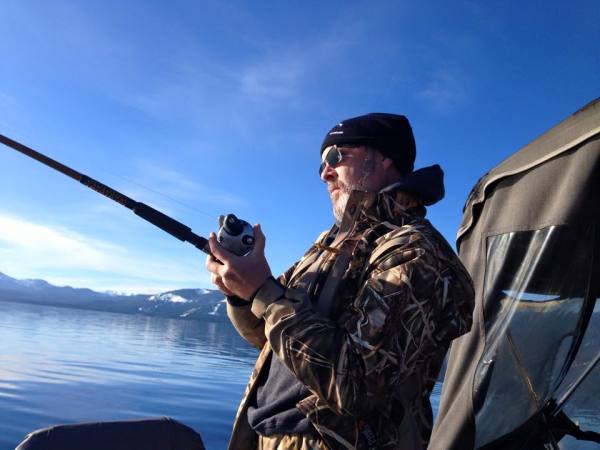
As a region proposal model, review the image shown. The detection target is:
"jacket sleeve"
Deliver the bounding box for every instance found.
[226,260,303,350]
[250,229,474,417]
[227,300,266,350]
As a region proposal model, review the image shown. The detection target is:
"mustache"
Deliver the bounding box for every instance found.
[329,181,356,195]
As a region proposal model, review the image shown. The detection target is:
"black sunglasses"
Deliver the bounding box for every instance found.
[319,145,354,176]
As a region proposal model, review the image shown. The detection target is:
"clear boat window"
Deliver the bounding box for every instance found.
[556,298,599,449]
[472,225,597,447]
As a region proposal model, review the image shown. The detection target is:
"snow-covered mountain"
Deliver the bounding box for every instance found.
[0,271,228,321]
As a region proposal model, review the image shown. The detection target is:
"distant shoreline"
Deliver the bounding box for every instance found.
[0,271,228,322]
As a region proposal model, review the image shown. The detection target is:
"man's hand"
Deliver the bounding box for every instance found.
[205,224,272,301]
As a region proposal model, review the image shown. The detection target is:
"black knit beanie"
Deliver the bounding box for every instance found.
[320,113,416,174]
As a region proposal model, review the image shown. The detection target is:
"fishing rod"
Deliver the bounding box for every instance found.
[0,134,254,257]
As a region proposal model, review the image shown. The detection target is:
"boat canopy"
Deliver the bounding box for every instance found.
[430,98,600,450]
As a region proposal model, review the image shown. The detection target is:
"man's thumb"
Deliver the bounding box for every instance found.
[253,224,266,252]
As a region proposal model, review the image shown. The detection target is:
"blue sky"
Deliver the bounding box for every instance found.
[1,0,598,293]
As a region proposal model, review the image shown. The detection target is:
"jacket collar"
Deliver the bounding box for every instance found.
[349,185,425,220]
[332,187,425,238]
[374,186,426,220]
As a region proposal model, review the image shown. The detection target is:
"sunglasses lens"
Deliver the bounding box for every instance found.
[319,146,342,175]
[327,147,342,166]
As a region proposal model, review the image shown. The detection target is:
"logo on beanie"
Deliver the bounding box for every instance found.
[329,122,344,135]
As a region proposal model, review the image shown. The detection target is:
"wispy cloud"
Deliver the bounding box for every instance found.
[4,1,374,135]
[240,59,304,103]
[121,24,359,127]
[417,68,468,112]
[130,161,245,210]
[0,214,208,293]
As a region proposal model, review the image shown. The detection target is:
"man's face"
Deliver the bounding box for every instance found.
[320,145,389,222]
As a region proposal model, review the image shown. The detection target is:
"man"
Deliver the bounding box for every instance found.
[206,113,474,450]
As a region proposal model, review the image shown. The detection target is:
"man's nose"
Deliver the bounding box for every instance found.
[320,163,337,182]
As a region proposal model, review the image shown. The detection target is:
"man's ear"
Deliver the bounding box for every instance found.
[382,156,404,185]
[381,156,395,170]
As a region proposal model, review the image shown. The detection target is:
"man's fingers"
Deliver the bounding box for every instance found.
[207,232,231,263]
[205,253,224,276]
[210,231,240,262]
[253,224,266,254]
[211,274,235,296]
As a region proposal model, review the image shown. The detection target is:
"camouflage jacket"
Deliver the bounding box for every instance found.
[227,188,474,450]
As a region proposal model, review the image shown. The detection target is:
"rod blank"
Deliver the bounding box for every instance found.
[0,134,211,255]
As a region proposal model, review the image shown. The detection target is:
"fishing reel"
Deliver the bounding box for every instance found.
[216,214,255,256]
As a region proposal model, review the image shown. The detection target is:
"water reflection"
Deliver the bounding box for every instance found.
[0,301,256,449]
[0,300,447,450]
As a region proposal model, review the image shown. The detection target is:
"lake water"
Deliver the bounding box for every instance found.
[0,301,442,450]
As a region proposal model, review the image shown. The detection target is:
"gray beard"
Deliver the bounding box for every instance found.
[333,184,356,224]
[332,150,378,224]
[333,191,349,224]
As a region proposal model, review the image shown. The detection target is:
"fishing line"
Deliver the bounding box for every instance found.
[93,166,216,220]
[1,134,255,258]
[0,134,212,255]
